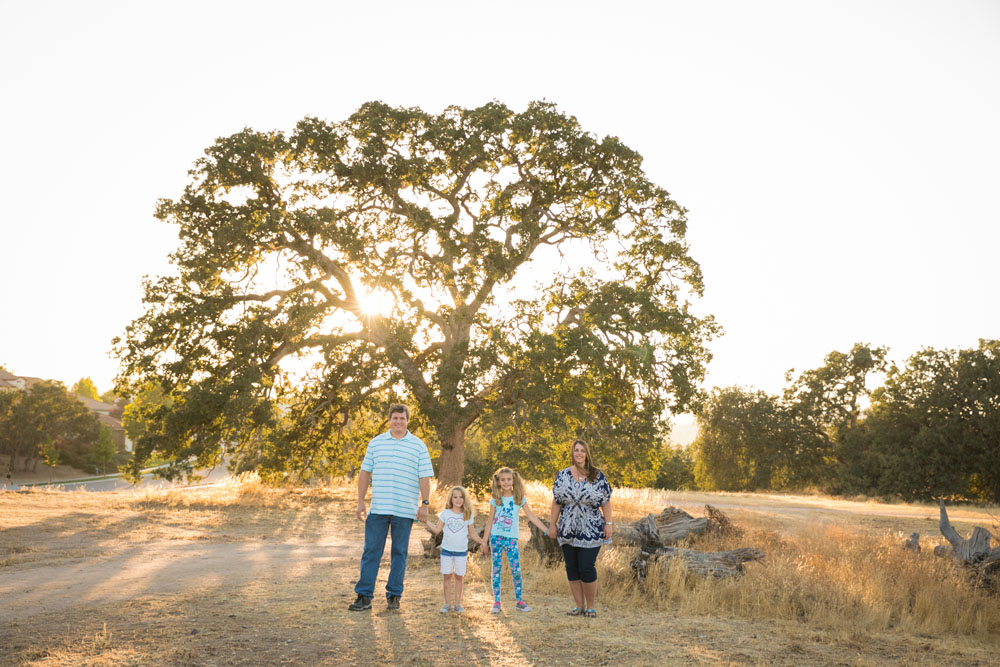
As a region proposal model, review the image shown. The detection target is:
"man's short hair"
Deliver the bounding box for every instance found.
[388,404,409,419]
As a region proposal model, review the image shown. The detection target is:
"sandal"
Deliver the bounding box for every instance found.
[566,607,583,616]
[584,609,597,618]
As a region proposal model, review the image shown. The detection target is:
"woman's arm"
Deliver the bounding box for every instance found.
[547,500,561,539]
[522,503,549,533]
[602,500,613,539]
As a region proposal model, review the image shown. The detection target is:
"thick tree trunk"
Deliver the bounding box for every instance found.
[436,424,466,487]
[934,499,1000,588]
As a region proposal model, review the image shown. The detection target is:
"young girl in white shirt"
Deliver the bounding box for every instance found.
[423,486,486,613]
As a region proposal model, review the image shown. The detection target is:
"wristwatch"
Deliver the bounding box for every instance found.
[421,499,429,505]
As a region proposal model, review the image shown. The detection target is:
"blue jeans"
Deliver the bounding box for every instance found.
[355,513,414,599]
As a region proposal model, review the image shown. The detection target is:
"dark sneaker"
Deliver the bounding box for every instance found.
[348,594,372,611]
[386,595,401,610]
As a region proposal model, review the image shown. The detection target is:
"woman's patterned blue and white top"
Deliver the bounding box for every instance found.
[552,467,613,548]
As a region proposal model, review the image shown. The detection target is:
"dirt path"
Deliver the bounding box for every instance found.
[1,539,361,624]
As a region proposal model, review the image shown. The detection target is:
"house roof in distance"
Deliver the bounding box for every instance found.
[0,370,43,390]
[75,395,116,414]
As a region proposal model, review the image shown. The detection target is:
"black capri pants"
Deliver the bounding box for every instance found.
[561,544,602,583]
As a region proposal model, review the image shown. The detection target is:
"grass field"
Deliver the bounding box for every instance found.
[2,476,998,666]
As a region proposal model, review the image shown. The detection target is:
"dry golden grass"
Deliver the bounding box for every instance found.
[3,475,999,665]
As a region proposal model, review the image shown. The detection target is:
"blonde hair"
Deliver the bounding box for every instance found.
[490,467,525,505]
[445,485,475,521]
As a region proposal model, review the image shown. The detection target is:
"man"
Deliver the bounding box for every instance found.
[348,404,433,611]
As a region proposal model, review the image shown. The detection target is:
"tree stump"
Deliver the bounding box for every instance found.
[902,532,920,552]
[934,499,1000,588]
[630,546,764,584]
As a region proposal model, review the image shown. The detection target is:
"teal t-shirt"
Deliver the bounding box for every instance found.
[489,496,526,539]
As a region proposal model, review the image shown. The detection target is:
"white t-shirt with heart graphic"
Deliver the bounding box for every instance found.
[439,508,475,552]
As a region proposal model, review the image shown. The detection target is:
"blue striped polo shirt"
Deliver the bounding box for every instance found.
[361,430,434,519]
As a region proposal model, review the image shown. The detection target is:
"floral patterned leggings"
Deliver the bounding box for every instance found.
[489,535,523,602]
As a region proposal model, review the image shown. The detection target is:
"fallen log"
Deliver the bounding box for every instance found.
[527,505,718,563]
[630,546,764,583]
[934,499,1000,587]
[612,505,736,551]
[614,507,711,551]
[525,504,751,573]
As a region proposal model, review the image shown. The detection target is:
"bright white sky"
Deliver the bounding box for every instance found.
[2,1,998,412]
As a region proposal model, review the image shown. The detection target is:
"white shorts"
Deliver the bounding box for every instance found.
[440,553,468,576]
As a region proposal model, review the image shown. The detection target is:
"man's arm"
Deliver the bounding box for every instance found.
[356,470,372,522]
[417,476,431,522]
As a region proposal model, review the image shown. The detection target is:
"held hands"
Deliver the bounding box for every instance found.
[546,525,557,540]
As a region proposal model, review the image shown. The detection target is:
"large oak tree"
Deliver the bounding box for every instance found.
[114,101,717,485]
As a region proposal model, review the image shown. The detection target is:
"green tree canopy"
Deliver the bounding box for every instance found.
[692,386,791,491]
[841,339,1000,502]
[91,424,117,475]
[783,343,888,482]
[114,101,717,485]
[0,381,99,472]
[692,343,887,492]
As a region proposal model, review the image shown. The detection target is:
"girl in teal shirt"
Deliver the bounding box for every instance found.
[482,466,549,613]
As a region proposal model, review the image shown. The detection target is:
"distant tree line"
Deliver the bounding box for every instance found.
[0,378,129,475]
[690,339,1000,503]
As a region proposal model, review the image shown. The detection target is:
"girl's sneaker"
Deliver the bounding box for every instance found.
[439,604,452,613]
[515,601,532,612]
[490,602,501,614]
[452,604,465,614]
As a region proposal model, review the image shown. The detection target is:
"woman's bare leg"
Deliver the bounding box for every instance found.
[583,580,598,609]
[568,579,585,609]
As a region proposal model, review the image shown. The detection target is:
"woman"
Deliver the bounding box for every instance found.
[547,439,613,618]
